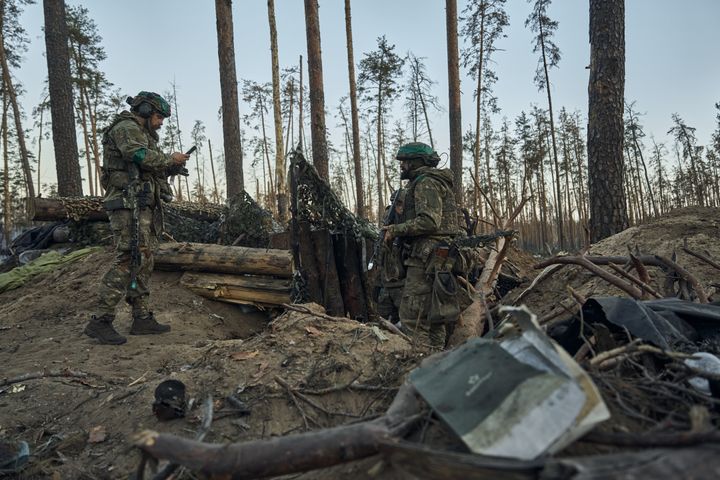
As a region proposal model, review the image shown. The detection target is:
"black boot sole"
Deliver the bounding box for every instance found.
[83,326,127,345]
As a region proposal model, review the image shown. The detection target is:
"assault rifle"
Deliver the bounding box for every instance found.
[367,190,402,270]
[127,163,151,290]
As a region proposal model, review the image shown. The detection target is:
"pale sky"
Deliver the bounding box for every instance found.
[15,0,720,194]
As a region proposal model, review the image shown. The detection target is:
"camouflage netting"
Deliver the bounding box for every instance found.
[292,151,377,240]
[209,191,282,248]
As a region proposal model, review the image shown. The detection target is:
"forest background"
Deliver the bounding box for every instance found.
[2,0,720,252]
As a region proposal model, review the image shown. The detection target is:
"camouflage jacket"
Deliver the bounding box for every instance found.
[392,167,463,240]
[100,111,172,210]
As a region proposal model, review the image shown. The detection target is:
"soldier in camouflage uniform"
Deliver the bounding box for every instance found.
[383,142,464,349]
[376,188,406,323]
[84,91,190,345]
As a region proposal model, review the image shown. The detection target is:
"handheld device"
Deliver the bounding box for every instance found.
[185,146,197,155]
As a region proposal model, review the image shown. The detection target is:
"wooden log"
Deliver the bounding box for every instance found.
[333,233,369,321]
[28,196,108,221]
[298,222,323,303]
[27,196,223,223]
[312,229,345,316]
[154,242,292,278]
[180,272,291,306]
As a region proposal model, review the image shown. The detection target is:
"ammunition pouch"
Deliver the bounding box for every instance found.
[426,242,473,324]
[428,270,473,324]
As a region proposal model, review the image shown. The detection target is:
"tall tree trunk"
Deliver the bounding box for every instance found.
[587,0,628,242]
[42,0,78,197]
[303,0,329,180]
[208,139,219,203]
[375,88,385,223]
[298,55,306,154]
[215,0,244,197]
[538,22,563,248]
[2,94,10,244]
[474,7,486,216]
[260,103,276,204]
[344,0,365,218]
[36,96,47,196]
[268,0,287,221]
[446,0,463,205]
[417,78,435,149]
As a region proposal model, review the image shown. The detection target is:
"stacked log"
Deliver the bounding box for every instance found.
[155,242,293,308]
[28,196,224,223]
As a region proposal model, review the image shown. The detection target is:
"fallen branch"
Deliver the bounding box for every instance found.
[583,429,720,447]
[150,396,214,480]
[281,303,339,322]
[534,255,643,299]
[378,318,412,343]
[654,254,709,303]
[682,246,720,272]
[133,382,424,479]
[607,262,663,299]
[0,369,91,387]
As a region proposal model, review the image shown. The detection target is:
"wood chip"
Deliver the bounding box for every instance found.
[229,350,260,361]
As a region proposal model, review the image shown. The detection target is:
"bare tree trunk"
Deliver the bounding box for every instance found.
[298,55,306,154]
[215,0,244,197]
[284,78,295,155]
[303,0,329,180]
[344,0,365,218]
[587,0,628,242]
[375,90,385,223]
[474,8,486,216]
[208,140,219,203]
[36,96,48,196]
[446,0,463,205]
[2,94,10,243]
[42,0,78,197]
[538,25,563,248]
[268,0,287,221]
[417,78,435,149]
[259,103,276,205]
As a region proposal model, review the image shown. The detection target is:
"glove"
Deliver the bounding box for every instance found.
[166,164,189,177]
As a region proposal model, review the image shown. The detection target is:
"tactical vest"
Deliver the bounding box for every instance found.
[403,170,463,240]
[100,113,158,210]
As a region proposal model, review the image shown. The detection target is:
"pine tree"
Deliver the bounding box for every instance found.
[358,36,404,222]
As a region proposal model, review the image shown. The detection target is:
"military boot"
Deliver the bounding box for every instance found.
[130,312,171,335]
[84,314,127,345]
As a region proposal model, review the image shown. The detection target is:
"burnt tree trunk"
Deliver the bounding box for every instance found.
[42,0,79,197]
[215,0,244,196]
[587,0,627,242]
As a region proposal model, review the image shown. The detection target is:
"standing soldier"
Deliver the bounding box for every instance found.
[376,188,406,323]
[383,142,465,349]
[84,91,189,345]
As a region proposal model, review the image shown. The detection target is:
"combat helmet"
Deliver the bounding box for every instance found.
[127,91,172,118]
[395,142,440,167]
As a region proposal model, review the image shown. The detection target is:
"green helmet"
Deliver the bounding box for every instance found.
[128,91,171,118]
[395,142,440,167]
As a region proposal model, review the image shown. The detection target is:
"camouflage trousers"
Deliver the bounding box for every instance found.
[398,265,446,349]
[377,281,404,323]
[96,208,159,317]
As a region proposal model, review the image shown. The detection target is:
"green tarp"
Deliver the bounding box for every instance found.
[0,247,103,294]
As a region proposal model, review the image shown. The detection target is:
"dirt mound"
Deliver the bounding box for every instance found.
[0,248,422,479]
[504,206,720,320]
